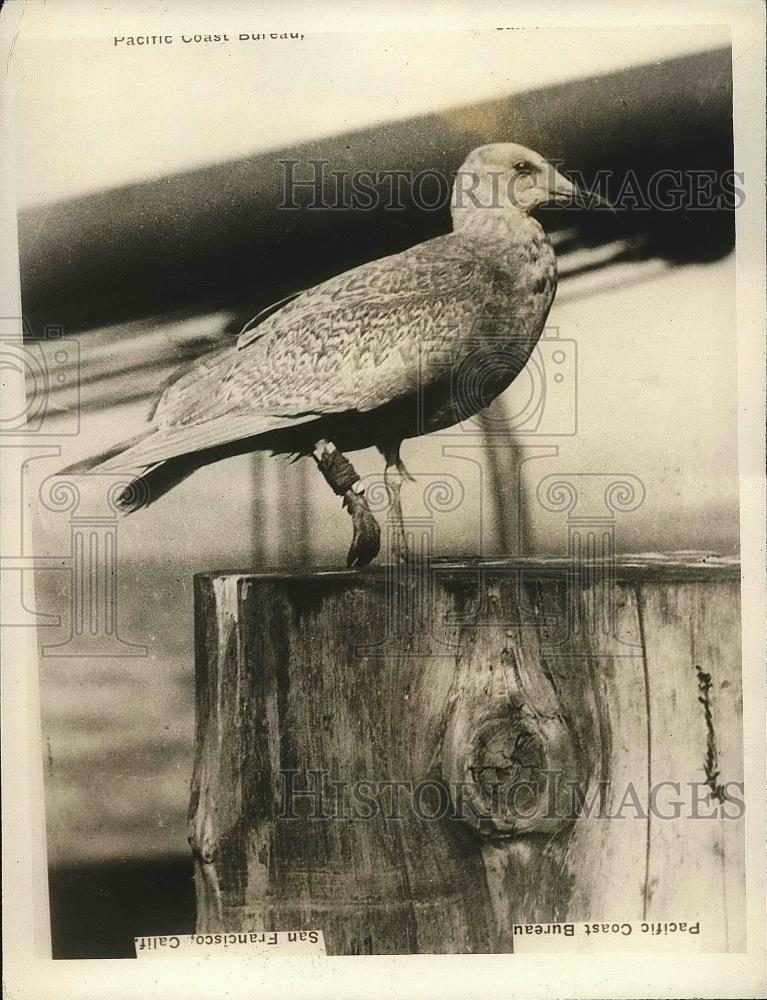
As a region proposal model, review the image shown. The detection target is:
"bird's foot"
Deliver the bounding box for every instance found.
[343,486,381,568]
[312,440,380,567]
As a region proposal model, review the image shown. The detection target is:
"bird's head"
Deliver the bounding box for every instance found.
[451,142,603,229]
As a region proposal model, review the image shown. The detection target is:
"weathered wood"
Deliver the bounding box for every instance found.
[189,555,744,954]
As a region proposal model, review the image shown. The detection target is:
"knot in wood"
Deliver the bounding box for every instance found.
[472,716,547,798]
[443,700,579,838]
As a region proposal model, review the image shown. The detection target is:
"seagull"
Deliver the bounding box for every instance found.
[61,143,596,566]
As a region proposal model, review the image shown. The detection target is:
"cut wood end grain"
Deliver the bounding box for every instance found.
[195,551,740,585]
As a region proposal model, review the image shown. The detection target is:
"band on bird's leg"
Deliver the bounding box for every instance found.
[313,440,362,495]
[312,440,381,567]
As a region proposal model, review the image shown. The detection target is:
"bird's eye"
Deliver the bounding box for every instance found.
[514,160,534,174]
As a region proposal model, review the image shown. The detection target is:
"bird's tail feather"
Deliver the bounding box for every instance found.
[58,432,151,475]
[57,433,199,514]
[114,456,200,513]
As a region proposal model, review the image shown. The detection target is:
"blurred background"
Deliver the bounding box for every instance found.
[12,26,738,956]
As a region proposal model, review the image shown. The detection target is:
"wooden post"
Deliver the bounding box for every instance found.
[189,555,744,954]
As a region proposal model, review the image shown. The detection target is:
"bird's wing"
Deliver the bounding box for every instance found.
[94,412,321,471]
[159,235,486,415]
[237,290,305,345]
[130,233,511,466]
[234,239,481,352]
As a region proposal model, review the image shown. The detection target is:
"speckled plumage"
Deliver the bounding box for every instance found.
[63,143,572,520]
[90,222,555,469]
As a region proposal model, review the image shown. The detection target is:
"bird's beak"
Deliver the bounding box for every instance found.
[546,168,615,212]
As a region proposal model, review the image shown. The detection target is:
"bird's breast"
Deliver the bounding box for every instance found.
[416,228,558,436]
[460,227,557,362]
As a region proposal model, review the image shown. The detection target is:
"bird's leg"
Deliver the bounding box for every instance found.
[312,440,380,567]
[380,443,415,562]
[383,463,406,561]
